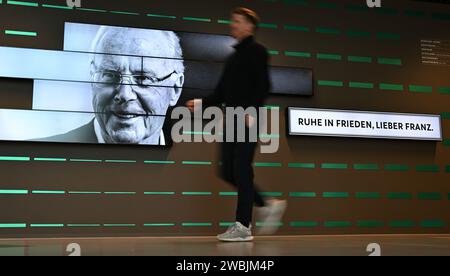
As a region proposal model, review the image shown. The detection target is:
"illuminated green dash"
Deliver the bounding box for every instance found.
[0,156,30,161]
[0,223,27,228]
[5,30,37,36]
[7,1,38,7]
[0,190,28,195]
[183,17,211,22]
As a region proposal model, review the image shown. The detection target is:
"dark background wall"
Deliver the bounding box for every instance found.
[0,0,449,238]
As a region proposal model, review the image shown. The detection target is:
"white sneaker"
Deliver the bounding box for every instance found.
[256,199,287,235]
[217,222,254,242]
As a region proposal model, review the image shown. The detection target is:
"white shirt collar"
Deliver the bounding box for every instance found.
[94,118,165,145]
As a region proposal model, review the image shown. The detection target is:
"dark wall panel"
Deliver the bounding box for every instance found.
[0,0,449,237]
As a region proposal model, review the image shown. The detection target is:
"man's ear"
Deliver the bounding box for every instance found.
[169,73,184,106]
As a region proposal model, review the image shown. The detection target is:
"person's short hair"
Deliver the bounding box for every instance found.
[232,7,260,30]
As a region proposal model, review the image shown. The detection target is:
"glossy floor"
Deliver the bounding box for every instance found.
[0,234,449,256]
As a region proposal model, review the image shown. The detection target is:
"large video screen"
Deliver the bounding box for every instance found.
[0,22,313,146]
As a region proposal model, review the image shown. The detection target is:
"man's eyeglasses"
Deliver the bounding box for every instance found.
[92,70,177,90]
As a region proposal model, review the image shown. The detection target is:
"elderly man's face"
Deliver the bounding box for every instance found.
[91,30,183,144]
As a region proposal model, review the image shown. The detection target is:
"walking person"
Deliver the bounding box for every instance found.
[187,7,287,242]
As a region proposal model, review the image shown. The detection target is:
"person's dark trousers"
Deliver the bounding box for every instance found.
[219,131,266,228]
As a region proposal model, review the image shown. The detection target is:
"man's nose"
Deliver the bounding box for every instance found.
[114,82,138,104]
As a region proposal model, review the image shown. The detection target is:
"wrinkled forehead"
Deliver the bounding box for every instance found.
[93,27,178,58]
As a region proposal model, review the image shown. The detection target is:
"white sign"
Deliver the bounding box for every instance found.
[288,108,442,141]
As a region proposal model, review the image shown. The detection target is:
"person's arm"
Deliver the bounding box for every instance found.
[249,47,271,108]
[202,77,225,108]
[187,78,224,113]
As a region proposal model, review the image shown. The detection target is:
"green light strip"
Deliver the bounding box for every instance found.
[182,17,211,22]
[147,13,176,19]
[5,30,37,36]
[219,192,238,196]
[219,222,235,227]
[0,156,30,161]
[323,192,350,198]
[388,192,413,199]
[109,10,140,16]
[6,0,38,7]
[385,164,410,171]
[217,19,231,24]
[70,159,102,163]
[379,83,404,91]
[260,192,283,197]
[144,192,176,195]
[104,192,136,195]
[284,51,311,58]
[378,58,402,66]
[76,7,107,13]
[258,23,278,29]
[0,223,26,228]
[418,192,441,200]
[30,224,64,228]
[144,160,175,164]
[284,25,309,32]
[144,223,175,227]
[438,87,450,94]
[103,224,136,227]
[288,163,316,169]
[420,221,446,228]
[68,191,102,195]
[41,4,73,10]
[0,189,28,195]
[355,192,381,199]
[264,105,280,111]
[0,221,446,229]
[349,82,374,89]
[256,221,284,227]
[389,220,415,228]
[182,223,212,227]
[182,192,212,196]
[182,161,212,165]
[416,165,440,173]
[353,164,379,170]
[348,55,372,63]
[32,190,65,195]
[105,160,137,163]
[318,80,344,87]
[409,85,433,93]
[67,224,101,227]
[321,163,348,169]
[357,220,384,227]
[289,192,317,198]
[317,53,342,61]
[34,158,66,162]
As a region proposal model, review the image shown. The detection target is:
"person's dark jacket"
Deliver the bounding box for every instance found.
[203,35,271,109]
